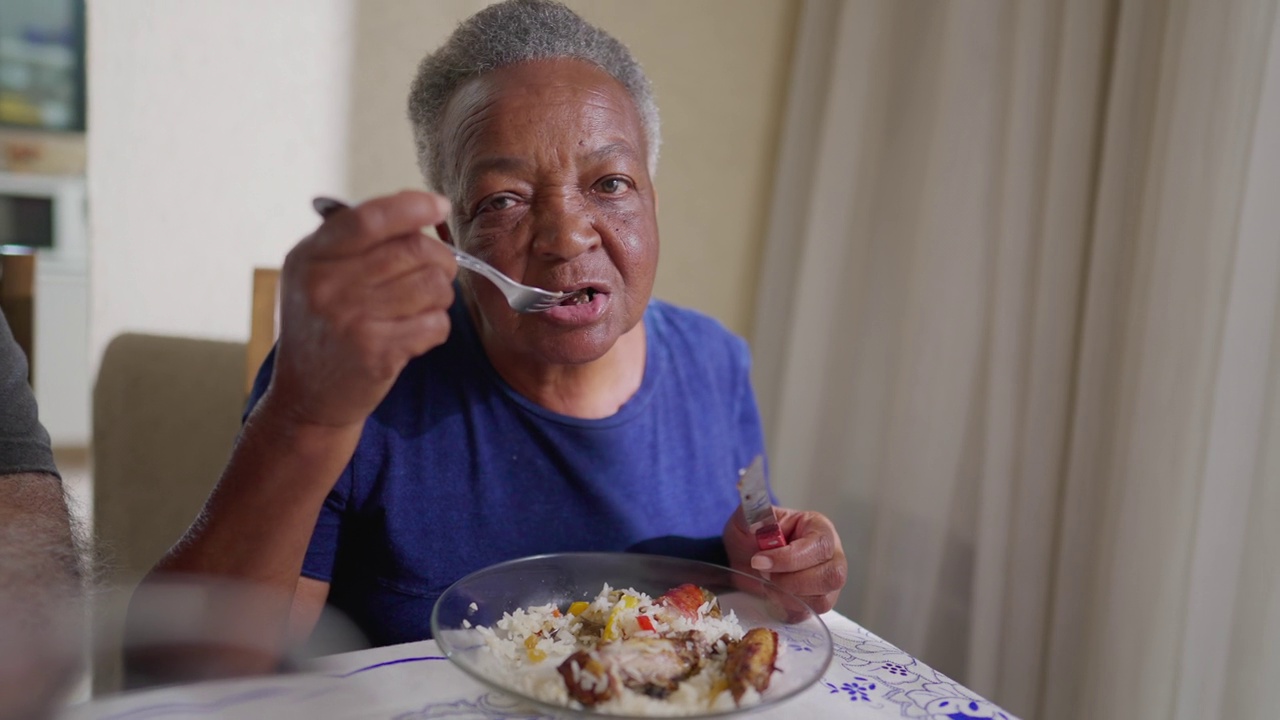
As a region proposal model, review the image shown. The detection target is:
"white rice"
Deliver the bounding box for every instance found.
[473,584,772,716]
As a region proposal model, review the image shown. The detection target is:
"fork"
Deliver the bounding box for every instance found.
[312,197,582,313]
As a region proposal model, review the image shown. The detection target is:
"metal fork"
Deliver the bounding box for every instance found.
[312,197,582,313]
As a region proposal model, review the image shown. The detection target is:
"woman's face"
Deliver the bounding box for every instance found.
[439,58,659,367]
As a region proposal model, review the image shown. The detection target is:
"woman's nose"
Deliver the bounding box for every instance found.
[531,195,600,260]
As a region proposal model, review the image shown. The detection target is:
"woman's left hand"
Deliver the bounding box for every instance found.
[722,506,848,613]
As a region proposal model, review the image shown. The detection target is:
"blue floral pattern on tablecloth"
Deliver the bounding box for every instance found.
[66,613,1019,719]
[818,626,1015,719]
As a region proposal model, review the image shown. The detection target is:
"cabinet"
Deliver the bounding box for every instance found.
[0,171,88,446]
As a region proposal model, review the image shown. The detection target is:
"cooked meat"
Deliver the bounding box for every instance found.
[724,627,778,703]
[552,585,779,709]
[558,650,617,706]
[557,634,703,705]
[658,584,721,619]
[612,634,704,698]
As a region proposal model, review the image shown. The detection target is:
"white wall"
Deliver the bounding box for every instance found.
[345,0,493,202]
[87,0,354,367]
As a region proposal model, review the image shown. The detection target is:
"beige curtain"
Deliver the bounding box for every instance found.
[752,1,1280,718]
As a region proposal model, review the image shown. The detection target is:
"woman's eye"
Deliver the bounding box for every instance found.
[479,195,518,214]
[596,177,631,195]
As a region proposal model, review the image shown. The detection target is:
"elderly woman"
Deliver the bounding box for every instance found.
[143,0,846,662]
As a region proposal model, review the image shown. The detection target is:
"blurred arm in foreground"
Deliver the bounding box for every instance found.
[0,309,84,720]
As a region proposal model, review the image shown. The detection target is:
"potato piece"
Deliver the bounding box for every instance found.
[724,627,778,703]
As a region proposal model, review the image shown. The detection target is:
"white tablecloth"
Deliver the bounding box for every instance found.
[63,612,1018,719]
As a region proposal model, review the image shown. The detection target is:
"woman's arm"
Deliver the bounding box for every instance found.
[128,192,457,683]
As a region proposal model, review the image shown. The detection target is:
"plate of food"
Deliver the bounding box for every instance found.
[430,552,833,718]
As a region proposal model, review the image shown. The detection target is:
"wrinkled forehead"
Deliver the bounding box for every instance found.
[437,58,648,198]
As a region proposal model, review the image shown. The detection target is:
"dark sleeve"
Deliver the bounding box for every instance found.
[0,309,58,478]
[628,535,729,566]
[244,347,350,583]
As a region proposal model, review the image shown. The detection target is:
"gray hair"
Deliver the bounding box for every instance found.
[407,0,661,197]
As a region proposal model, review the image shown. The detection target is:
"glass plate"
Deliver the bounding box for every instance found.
[431,552,832,718]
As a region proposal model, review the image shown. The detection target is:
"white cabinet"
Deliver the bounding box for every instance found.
[0,172,89,447]
[34,262,89,446]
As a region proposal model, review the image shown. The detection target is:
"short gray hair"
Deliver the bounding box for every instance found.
[407,0,661,196]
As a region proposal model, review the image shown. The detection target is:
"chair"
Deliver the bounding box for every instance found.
[91,333,246,694]
[245,267,281,395]
[91,266,280,694]
[0,250,36,380]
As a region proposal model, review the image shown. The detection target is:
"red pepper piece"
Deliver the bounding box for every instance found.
[659,584,709,618]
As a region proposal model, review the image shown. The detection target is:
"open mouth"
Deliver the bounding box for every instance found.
[564,287,600,305]
[542,285,609,323]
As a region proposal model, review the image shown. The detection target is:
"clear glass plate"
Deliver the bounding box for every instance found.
[430,552,833,718]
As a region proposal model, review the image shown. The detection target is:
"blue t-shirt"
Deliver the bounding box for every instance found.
[248,296,765,647]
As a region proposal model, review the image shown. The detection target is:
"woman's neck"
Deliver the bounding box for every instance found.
[481,320,647,420]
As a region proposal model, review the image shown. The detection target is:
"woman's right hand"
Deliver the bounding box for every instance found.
[263,190,458,430]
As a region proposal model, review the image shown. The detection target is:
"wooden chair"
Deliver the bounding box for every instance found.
[244,267,281,396]
[0,250,36,381]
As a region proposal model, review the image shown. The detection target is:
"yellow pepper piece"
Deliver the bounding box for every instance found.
[524,635,547,662]
[603,596,640,641]
[568,601,590,616]
[603,608,622,640]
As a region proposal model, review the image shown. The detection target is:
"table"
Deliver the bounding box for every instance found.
[62,612,1018,719]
